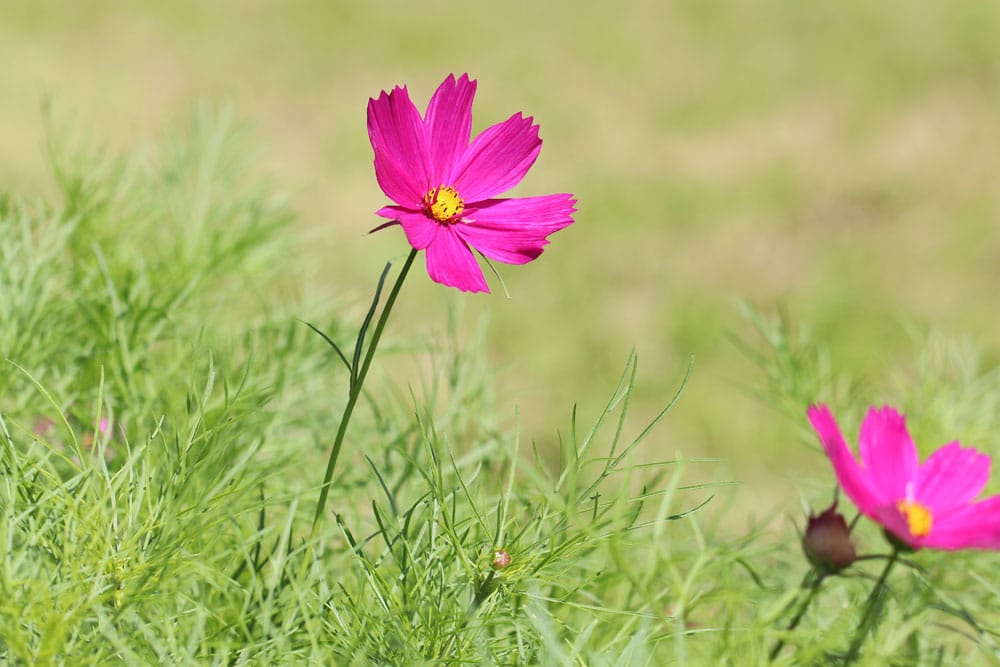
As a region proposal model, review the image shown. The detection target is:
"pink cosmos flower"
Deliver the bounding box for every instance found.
[808,404,1000,550]
[367,73,576,293]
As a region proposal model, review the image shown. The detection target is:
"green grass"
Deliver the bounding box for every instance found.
[4,3,1000,663]
[2,105,1000,665]
[1,115,720,663]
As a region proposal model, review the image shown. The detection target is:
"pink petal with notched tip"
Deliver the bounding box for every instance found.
[456,194,577,264]
[423,74,476,185]
[916,441,991,513]
[922,495,1000,550]
[424,226,489,293]
[858,406,918,501]
[451,113,542,202]
[367,86,430,206]
[808,405,883,514]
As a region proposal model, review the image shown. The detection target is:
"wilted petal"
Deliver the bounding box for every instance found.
[456,194,576,264]
[452,113,541,202]
[425,226,489,293]
[917,441,991,513]
[808,405,883,514]
[424,73,476,184]
[368,86,430,205]
[858,406,918,500]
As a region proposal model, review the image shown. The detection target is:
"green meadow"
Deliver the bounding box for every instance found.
[3,1,1000,663]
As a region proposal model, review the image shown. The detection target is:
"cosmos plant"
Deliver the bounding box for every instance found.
[309,74,576,541]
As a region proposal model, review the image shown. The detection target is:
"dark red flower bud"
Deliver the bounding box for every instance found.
[802,503,856,573]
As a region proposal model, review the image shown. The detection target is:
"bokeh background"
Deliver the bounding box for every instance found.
[3,1,999,516]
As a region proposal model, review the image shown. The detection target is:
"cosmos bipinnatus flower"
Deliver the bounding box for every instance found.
[808,405,1000,551]
[367,73,576,293]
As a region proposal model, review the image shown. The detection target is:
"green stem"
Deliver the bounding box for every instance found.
[308,248,418,541]
[843,550,900,665]
[438,570,498,659]
[769,569,826,662]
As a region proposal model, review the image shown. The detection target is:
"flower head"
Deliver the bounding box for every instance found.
[367,73,576,292]
[808,404,1000,551]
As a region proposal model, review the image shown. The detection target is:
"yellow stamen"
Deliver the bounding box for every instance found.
[897,499,933,537]
[423,185,464,223]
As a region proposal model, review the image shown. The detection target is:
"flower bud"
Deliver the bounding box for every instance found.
[492,549,511,570]
[802,503,856,573]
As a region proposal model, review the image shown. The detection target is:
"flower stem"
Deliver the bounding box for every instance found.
[769,569,826,661]
[308,248,418,541]
[843,549,900,665]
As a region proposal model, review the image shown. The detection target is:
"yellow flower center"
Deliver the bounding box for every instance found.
[897,499,933,537]
[423,185,464,223]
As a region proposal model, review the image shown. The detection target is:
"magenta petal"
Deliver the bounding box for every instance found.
[451,113,542,202]
[916,442,991,513]
[872,504,924,549]
[375,207,438,250]
[425,226,489,293]
[455,194,576,264]
[808,405,883,513]
[858,406,917,500]
[923,495,1000,550]
[423,74,476,185]
[368,86,431,206]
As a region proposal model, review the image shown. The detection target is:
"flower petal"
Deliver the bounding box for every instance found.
[808,405,883,513]
[368,86,431,206]
[425,226,489,293]
[451,112,541,202]
[858,406,918,500]
[916,441,991,513]
[376,206,437,250]
[454,194,576,264]
[423,73,476,185]
[872,504,924,549]
[923,495,1000,550]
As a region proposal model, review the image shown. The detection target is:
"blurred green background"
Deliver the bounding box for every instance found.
[3,1,999,513]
